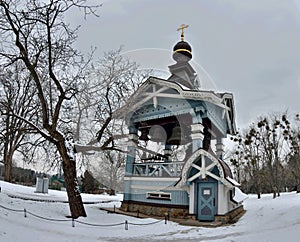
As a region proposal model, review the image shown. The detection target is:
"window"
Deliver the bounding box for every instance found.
[203,189,211,195]
[147,192,171,200]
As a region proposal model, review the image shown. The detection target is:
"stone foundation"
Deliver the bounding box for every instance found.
[121,201,245,224]
[120,201,190,219]
[215,205,245,223]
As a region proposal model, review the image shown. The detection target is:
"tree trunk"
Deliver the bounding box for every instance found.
[4,151,13,182]
[273,185,280,198]
[4,161,12,182]
[254,179,261,199]
[256,186,261,199]
[297,184,300,193]
[273,187,279,199]
[257,192,261,199]
[57,141,86,218]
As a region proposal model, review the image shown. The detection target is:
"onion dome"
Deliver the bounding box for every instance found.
[173,40,192,62]
[173,24,192,62]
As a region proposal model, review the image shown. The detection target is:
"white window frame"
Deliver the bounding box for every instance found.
[146,192,171,200]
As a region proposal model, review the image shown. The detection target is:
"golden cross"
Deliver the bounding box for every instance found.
[177,24,189,41]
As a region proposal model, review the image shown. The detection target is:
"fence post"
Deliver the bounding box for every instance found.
[24,208,27,218]
[164,212,168,224]
[72,218,75,227]
[114,205,116,213]
[125,220,128,230]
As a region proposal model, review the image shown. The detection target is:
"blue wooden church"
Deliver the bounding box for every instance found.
[118,25,244,222]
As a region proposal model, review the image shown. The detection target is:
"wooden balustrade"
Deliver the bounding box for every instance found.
[133,161,184,177]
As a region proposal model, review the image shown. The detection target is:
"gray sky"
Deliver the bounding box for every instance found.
[67,0,300,129]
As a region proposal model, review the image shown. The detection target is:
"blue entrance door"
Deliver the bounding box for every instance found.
[197,183,216,221]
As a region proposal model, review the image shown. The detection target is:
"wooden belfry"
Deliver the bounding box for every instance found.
[116,25,244,223]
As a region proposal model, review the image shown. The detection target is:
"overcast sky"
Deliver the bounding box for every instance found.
[67,0,300,129]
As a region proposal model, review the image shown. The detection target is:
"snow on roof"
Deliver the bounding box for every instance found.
[233,187,248,203]
[174,81,192,90]
[226,176,240,186]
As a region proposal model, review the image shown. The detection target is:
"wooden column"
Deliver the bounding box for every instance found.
[190,123,204,152]
[216,138,224,159]
[125,127,138,175]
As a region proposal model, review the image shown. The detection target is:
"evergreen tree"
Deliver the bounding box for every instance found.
[81,170,99,193]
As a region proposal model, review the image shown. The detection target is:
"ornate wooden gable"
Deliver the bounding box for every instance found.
[117,76,236,138]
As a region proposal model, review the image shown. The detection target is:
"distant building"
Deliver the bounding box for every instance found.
[116,25,244,222]
[50,175,66,191]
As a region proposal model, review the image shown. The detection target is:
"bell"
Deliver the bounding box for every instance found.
[167,125,186,145]
[149,125,167,143]
[139,128,149,141]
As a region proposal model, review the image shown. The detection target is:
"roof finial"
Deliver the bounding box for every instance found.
[177,24,189,41]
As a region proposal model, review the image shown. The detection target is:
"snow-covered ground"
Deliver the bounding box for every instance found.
[0,181,300,242]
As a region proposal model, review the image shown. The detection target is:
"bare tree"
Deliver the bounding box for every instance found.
[239,126,263,198]
[0,62,38,181]
[0,0,101,218]
[231,113,291,198]
[73,48,147,155]
[255,114,290,198]
[0,0,149,218]
[285,114,300,192]
[68,48,148,185]
[93,151,125,195]
[227,142,245,184]
[71,48,147,193]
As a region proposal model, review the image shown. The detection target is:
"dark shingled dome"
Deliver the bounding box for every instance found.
[173,40,192,62]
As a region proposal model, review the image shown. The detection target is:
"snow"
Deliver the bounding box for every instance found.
[65,140,75,160]
[1,180,300,241]
[233,187,249,203]
[226,176,240,186]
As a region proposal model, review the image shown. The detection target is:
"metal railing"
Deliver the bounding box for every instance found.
[0,203,167,230]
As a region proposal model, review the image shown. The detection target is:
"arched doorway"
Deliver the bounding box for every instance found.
[189,156,219,221]
[178,149,233,221]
